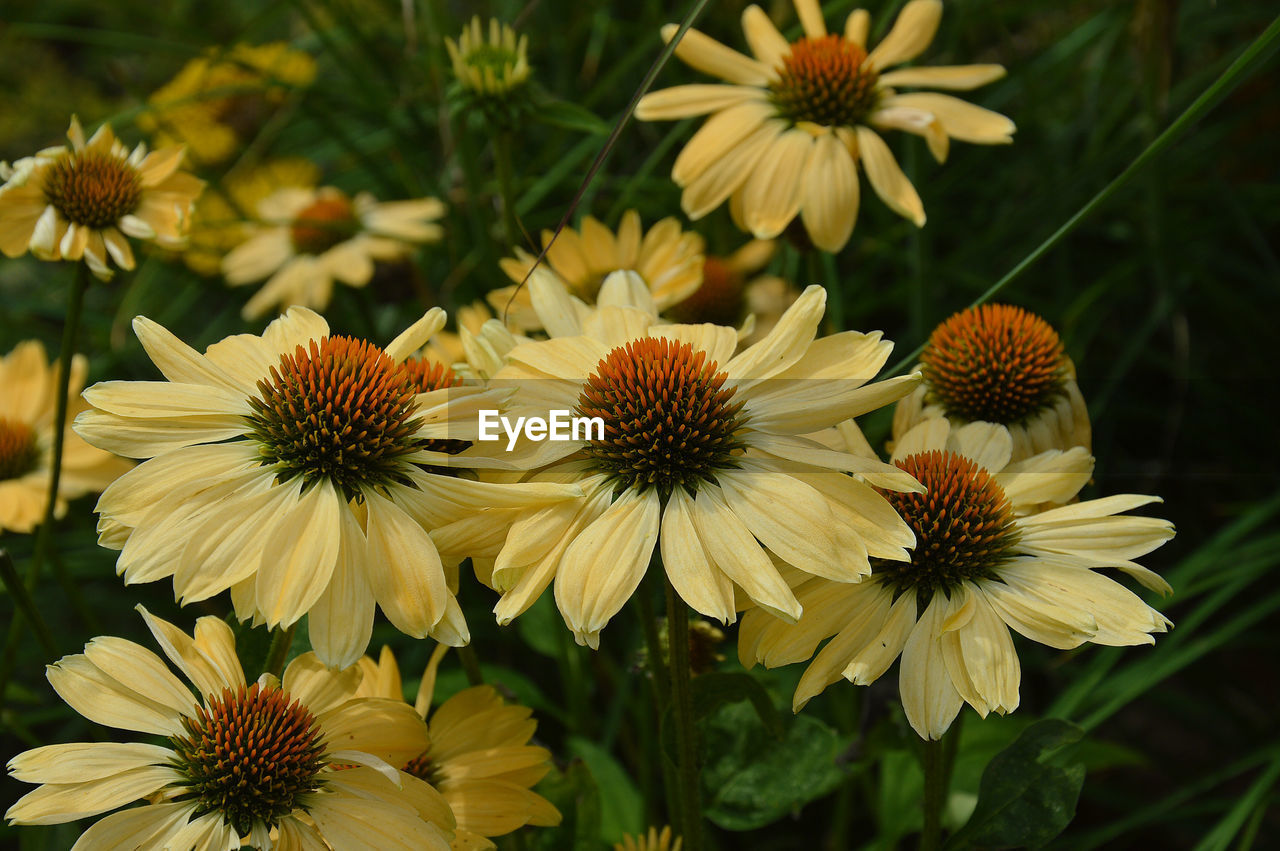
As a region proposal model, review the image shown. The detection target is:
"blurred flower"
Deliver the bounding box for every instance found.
[0,116,203,279]
[491,211,704,332]
[4,607,455,849]
[179,157,320,277]
[893,303,1091,461]
[667,239,799,344]
[447,17,531,97]
[481,276,922,648]
[74,308,579,667]
[635,0,1013,251]
[352,646,561,849]
[139,42,317,166]
[616,826,683,851]
[740,419,1174,740]
[0,340,131,534]
[222,186,445,319]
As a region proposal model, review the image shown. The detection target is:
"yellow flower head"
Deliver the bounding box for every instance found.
[140,43,317,166]
[491,210,705,332]
[74,307,580,667]
[740,418,1174,740]
[349,645,562,847]
[221,186,446,319]
[4,607,455,849]
[447,17,532,97]
[893,304,1092,461]
[0,340,132,533]
[0,116,203,279]
[635,0,1014,251]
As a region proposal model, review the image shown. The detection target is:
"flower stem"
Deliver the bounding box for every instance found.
[493,129,522,250]
[665,576,703,851]
[0,551,57,656]
[920,718,961,851]
[263,624,297,679]
[457,644,485,686]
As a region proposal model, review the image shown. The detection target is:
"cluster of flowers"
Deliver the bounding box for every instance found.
[0,2,1173,848]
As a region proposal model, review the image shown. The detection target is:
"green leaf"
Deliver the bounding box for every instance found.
[946,719,1086,850]
[531,97,611,135]
[567,735,645,843]
[700,701,853,831]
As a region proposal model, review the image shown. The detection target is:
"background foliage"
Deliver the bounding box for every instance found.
[1,0,1277,847]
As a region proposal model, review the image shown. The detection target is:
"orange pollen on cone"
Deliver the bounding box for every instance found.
[0,417,39,480]
[875,450,1020,596]
[246,335,421,495]
[401,357,470,458]
[921,303,1067,423]
[290,196,357,255]
[42,150,142,229]
[575,336,746,497]
[771,35,879,127]
[170,682,325,836]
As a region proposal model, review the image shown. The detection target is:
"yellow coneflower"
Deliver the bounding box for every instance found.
[5,607,455,849]
[892,303,1091,461]
[0,340,131,533]
[740,418,1174,740]
[0,116,203,279]
[635,0,1013,251]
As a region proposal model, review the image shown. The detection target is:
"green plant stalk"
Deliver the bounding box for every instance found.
[493,129,523,250]
[457,644,485,687]
[0,551,57,657]
[263,623,297,679]
[665,577,702,851]
[884,11,1280,377]
[921,734,947,851]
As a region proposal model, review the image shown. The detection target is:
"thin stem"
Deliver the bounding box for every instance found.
[885,12,1280,377]
[457,644,485,687]
[0,551,57,657]
[665,577,703,851]
[493,129,523,250]
[263,624,297,679]
[921,736,946,851]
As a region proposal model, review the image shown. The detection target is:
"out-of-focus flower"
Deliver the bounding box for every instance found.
[479,275,921,648]
[350,646,560,849]
[635,0,1013,251]
[4,607,455,849]
[667,239,799,344]
[740,419,1174,740]
[616,826,683,851]
[139,43,317,166]
[222,186,445,319]
[0,340,131,534]
[75,307,579,667]
[893,303,1091,461]
[447,17,531,97]
[0,116,203,279]
[490,211,704,332]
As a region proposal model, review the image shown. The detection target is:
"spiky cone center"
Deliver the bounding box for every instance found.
[771,36,880,127]
[401,356,470,458]
[575,337,747,498]
[246,335,421,497]
[42,149,142,229]
[170,682,325,836]
[875,450,1020,598]
[922,304,1068,423]
[668,257,745,327]
[290,197,358,255]
[402,750,446,787]
[0,417,39,480]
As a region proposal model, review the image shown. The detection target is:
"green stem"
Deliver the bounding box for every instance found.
[263,623,297,679]
[493,129,522,250]
[921,736,946,851]
[0,551,57,657]
[665,577,703,851]
[457,644,485,687]
[885,11,1280,377]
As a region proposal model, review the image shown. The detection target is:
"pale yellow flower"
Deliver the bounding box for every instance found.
[139,42,317,166]
[667,239,798,345]
[478,273,922,648]
[740,418,1174,740]
[0,340,131,534]
[490,210,704,332]
[350,646,561,850]
[447,17,531,96]
[616,825,683,851]
[5,607,455,850]
[893,303,1091,462]
[635,0,1014,251]
[74,307,579,667]
[0,116,203,279]
[222,186,445,319]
